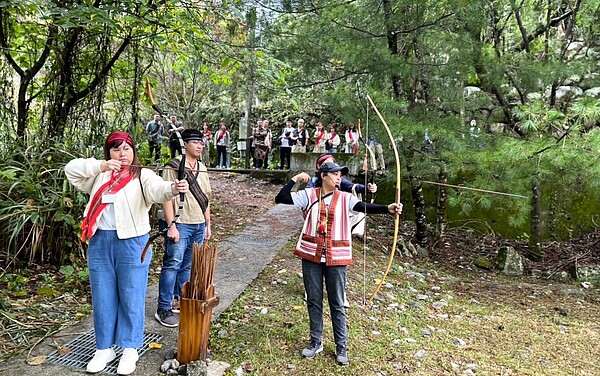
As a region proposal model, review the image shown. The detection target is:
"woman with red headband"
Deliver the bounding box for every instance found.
[65,131,189,375]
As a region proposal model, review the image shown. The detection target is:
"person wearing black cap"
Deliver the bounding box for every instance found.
[307,154,377,306]
[307,154,377,195]
[155,128,212,328]
[275,162,402,366]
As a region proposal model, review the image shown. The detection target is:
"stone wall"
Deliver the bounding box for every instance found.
[290,152,363,176]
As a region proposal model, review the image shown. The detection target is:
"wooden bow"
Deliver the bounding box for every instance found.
[366,95,401,304]
[140,79,186,263]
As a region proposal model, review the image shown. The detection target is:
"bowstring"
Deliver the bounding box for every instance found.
[362,104,369,306]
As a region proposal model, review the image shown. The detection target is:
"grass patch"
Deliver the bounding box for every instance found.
[209,241,600,375]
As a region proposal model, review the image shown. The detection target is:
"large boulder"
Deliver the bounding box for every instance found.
[489,123,506,133]
[583,87,600,98]
[569,265,600,286]
[464,86,493,108]
[546,86,584,103]
[526,92,543,102]
[580,73,599,90]
[464,86,482,96]
[495,246,523,276]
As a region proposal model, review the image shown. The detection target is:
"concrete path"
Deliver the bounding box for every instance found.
[5,204,303,376]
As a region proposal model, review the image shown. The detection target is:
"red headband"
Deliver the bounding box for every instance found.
[107,131,134,147]
[316,154,334,168]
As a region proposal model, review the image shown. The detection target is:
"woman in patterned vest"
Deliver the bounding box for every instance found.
[275,162,402,366]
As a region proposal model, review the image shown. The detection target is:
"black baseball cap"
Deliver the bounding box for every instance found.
[319,162,348,175]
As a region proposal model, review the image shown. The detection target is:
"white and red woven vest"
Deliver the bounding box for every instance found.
[294,188,353,266]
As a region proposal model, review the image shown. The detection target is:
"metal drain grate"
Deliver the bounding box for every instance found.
[233,235,278,246]
[47,329,162,375]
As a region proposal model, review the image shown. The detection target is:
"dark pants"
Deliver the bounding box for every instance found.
[250,146,256,167]
[169,136,181,158]
[279,146,291,169]
[263,148,270,169]
[302,259,347,347]
[216,145,227,168]
[149,141,161,162]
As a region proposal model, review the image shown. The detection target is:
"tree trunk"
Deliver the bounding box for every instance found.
[529,175,542,261]
[244,7,256,169]
[0,9,55,141]
[435,163,448,246]
[130,40,141,138]
[465,9,524,136]
[16,80,30,141]
[412,36,430,104]
[46,28,79,140]
[510,0,530,53]
[382,0,403,99]
[46,27,131,140]
[405,149,429,248]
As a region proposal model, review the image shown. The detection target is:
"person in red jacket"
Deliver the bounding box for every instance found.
[275,162,402,366]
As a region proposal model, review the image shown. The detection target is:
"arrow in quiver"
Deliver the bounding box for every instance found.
[177,242,220,364]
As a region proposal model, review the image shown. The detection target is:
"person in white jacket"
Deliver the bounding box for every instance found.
[64,131,188,376]
[326,124,341,153]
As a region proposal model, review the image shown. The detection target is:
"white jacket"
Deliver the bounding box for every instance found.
[65,158,175,239]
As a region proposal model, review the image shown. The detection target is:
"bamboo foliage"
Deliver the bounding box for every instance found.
[0,145,86,267]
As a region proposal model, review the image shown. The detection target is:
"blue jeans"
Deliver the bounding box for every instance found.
[87,230,151,349]
[157,223,206,310]
[302,259,347,347]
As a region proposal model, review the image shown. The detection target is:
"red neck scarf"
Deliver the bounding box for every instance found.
[348,130,359,154]
[216,130,227,143]
[315,129,325,144]
[80,168,134,241]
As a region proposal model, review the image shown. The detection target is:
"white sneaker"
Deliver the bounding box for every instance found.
[86,348,116,373]
[116,348,139,375]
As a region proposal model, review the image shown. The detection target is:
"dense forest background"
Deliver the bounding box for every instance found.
[1,0,599,268]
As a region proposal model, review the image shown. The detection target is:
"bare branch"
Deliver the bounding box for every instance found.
[514,10,573,52]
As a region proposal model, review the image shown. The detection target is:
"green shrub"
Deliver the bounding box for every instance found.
[0,145,87,268]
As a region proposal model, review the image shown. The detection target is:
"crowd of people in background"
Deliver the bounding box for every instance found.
[145,114,386,171]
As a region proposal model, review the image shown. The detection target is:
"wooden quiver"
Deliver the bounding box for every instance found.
[177,283,220,364]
